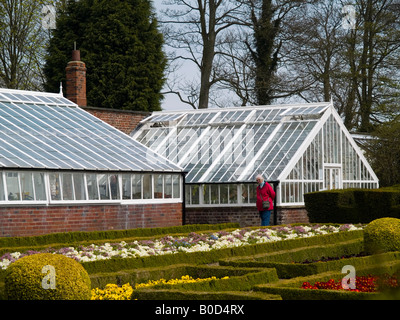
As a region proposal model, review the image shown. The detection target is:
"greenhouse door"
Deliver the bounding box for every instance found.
[324,167,342,190]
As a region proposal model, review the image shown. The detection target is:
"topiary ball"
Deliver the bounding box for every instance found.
[5,253,91,300]
[364,217,400,254]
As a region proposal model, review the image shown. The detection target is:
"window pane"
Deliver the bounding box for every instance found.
[110,174,120,200]
[122,174,131,199]
[172,175,180,199]
[185,186,190,205]
[98,174,110,200]
[203,184,210,204]
[0,173,5,201]
[229,184,237,204]
[154,174,163,198]
[6,172,20,200]
[241,184,249,204]
[73,173,86,200]
[249,184,257,203]
[20,172,34,200]
[210,184,219,204]
[190,185,200,205]
[143,174,152,199]
[164,175,172,198]
[33,172,46,201]
[87,174,99,200]
[62,173,74,200]
[49,173,61,200]
[220,184,228,204]
[132,174,142,199]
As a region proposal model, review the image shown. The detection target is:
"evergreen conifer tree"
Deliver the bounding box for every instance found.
[44,0,166,111]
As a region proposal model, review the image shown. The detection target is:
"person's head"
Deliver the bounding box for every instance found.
[256,174,264,185]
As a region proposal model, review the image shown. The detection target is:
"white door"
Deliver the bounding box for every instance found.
[324,167,342,190]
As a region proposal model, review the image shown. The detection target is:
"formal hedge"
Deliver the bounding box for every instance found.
[304,187,400,223]
[364,218,400,254]
[90,264,278,290]
[5,253,91,300]
[253,255,400,300]
[131,289,282,300]
[220,237,364,278]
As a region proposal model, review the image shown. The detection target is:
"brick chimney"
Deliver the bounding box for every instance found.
[65,48,87,107]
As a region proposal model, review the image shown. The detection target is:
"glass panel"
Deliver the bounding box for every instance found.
[210,184,219,204]
[132,174,142,199]
[241,184,249,204]
[203,184,210,204]
[98,174,110,200]
[49,172,61,200]
[62,173,74,200]
[87,174,99,200]
[20,172,34,200]
[110,174,120,200]
[220,184,228,204]
[122,174,132,199]
[229,184,237,204]
[172,174,180,199]
[6,172,20,200]
[154,174,163,198]
[143,174,152,199]
[249,184,257,203]
[164,174,172,198]
[33,172,46,201]
[185,186,191,205]
[190,185,200,205]
[0,173,5,201]
[73,173,86,200]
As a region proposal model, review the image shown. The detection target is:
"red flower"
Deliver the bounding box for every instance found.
[301,274,399,293]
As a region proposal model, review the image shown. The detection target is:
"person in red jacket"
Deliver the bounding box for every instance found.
[256,174,276,226]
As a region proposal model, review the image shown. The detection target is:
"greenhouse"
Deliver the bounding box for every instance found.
[132,102,379,208]
[0,88,183,205]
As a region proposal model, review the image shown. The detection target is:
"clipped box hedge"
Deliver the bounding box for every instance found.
[90,264,279,291]
[304,188,400,223]
[220,237,364,278]
[253,252,400,300]
[131,289,282,300]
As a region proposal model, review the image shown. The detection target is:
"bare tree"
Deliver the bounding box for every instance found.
[160,0,246,109]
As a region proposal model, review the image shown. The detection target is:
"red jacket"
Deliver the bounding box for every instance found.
[256,182,275,211]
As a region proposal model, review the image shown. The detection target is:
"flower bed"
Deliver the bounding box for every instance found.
[0,224,362,270]
[91,275,230,300]
[301,273,400,292]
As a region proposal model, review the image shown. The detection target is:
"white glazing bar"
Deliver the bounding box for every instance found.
[237,123,283,181]
[198,123,248,183]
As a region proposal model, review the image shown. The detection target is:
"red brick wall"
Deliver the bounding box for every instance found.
[185,206,309,227]
[83,107,150,135]
[0,203,182,237]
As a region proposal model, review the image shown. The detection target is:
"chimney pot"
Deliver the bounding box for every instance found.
[71,49,80,61]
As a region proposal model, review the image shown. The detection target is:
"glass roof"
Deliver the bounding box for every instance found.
[0,88,182,172]
[133,103,330,183]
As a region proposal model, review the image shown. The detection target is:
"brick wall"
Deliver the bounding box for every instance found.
[83,107,150,135]
[0,203,182,237]
[185,206,309,227]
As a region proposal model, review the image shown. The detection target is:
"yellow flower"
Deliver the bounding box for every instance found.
[91,275,230,300]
